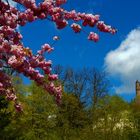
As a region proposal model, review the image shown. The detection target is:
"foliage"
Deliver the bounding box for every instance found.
[2,82,58,140]
[56,93,88,140]
[0,69,140,140]
[0,96,11,139]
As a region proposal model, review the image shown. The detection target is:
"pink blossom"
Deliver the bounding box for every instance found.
[0,0,116,111]
[88,32,99,42]
[71,23,82,33]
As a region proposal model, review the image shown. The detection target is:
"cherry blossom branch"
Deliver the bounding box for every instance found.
[0,0,116,112]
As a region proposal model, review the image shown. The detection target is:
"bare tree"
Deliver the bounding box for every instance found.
[53,65,64,77]
[64,67,88,100]
[53,65,110,106]
[85,68,109,107]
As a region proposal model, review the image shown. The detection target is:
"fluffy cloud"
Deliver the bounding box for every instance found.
[105,27,140,94]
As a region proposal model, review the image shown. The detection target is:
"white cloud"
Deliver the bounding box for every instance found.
[104,27,140,94]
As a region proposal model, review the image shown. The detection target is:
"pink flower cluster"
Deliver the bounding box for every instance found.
[38,44,54,55]
[97,21,116,34]
[56,0,67,6]
[0,0,116,111]
[71,23,81,33]
[88,32,99,42]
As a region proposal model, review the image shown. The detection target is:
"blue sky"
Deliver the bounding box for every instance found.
[11,0,140,101]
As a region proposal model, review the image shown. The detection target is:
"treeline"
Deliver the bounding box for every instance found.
[0,66,140,140]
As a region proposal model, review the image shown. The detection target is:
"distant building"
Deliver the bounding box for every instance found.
[136,80,140,105]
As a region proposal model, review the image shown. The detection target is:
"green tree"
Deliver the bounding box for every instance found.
[129,99,140,139]
[3,82,59,140]
[88,95,133,140]
[56,93,88,140]
[0,96,11,139]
